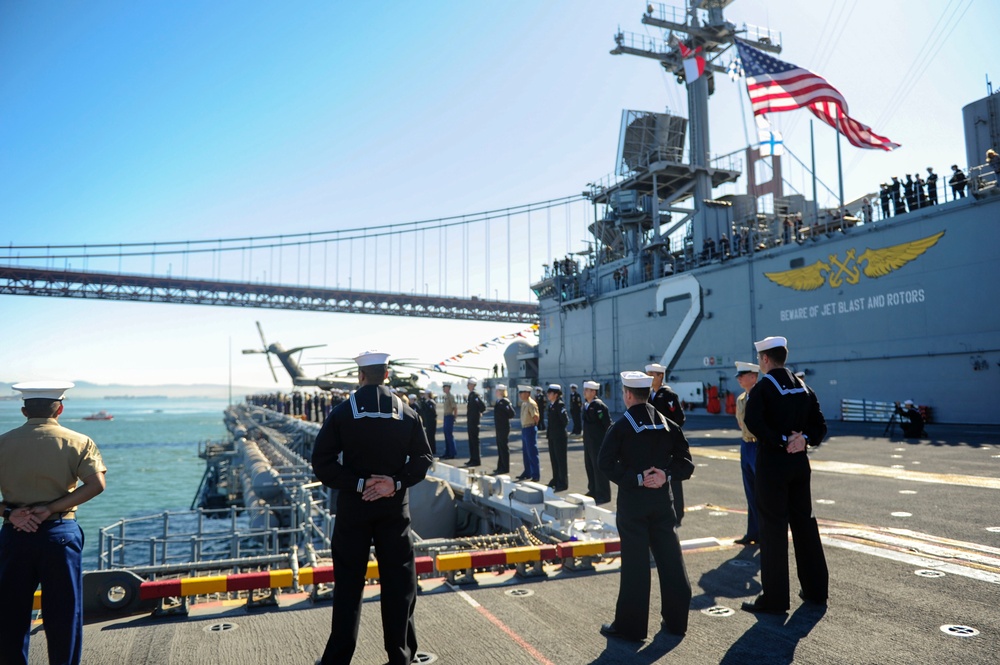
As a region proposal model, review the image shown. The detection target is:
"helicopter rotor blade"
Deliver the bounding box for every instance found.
[255,321,269,351]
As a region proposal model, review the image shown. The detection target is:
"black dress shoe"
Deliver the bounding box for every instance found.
[515,472,529,480]
[659,619,686,637]
[734,535,759,545]
[599,623,643,642]
[546,479,557,487]
[463,460,480,467]
[529,477,540,482]
[554,484,569,492]
[741,600,788,615]
[798,590,827,605]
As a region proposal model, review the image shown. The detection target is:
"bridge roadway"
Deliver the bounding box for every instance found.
[0,265,539,323]
[31,416,1000,664]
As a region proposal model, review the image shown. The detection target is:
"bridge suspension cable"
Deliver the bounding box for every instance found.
[2,194,593,307]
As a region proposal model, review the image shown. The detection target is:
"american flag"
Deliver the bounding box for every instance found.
[734,39,899,151]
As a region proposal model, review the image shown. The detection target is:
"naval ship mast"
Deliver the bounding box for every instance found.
[608,0,782,261]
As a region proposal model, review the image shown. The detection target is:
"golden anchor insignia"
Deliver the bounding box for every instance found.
[827,248,861,287]
[763,231,945,291]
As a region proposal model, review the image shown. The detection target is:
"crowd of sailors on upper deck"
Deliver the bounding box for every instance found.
[538,153,999,301]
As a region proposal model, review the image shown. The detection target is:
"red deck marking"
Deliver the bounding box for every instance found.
[452,585,556,665]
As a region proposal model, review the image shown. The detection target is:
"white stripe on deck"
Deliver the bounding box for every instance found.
[689,448,1000,490]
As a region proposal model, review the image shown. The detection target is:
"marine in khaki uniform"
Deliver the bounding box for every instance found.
[733,361,760,545]
[516,386,540,482]
[441,383,458,459]
[0,381,107,665]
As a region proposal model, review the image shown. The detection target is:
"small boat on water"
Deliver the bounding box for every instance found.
[83,410,114,421]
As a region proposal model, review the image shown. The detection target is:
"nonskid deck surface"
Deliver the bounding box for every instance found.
[34,416,1000,664]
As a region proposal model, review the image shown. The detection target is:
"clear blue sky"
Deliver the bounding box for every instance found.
[1,0,992,390]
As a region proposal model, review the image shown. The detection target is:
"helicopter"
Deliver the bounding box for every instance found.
[243,322,482,393]
[241,322,355,391]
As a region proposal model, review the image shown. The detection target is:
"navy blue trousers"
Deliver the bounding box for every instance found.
[520,425,539,479]
[442,415,457,458]
[741,439,759,539]
[0,520,84,665]
[322,494,418,665]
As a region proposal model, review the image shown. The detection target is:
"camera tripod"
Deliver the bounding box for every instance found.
[882,410,898,437]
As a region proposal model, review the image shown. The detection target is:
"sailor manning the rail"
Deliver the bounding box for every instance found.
[742,336,829,615]
[311,351,433,665]
[597,371,694,641]
[645,363,687,526]
[0,381,107,665]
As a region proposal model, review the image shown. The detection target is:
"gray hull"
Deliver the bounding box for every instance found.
[537,195,1000,424]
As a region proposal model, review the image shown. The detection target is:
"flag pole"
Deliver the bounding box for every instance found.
[810,120,818,225]
[836,114,844,211]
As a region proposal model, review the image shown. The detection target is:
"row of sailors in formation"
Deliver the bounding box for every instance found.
[245,390,347,422]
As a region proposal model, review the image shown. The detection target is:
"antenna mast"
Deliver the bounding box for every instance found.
[611,1,781,248]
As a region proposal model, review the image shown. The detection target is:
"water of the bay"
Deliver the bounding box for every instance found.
[0,396,230,569]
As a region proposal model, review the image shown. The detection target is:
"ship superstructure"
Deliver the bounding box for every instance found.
[531,2,1000,424]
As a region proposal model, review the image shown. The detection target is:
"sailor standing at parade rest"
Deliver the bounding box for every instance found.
[581,380,611,504]
[598,371,694,641]
[733,361,761,546]
[311,351,433,665]
[645,363,687,525]
[742,336,829,614]
[463,378,486,467]
[568,383,583,436]
[491,385,516,475]
[544,384,570,491]
[0,381,107,665]
[420,389,437,456]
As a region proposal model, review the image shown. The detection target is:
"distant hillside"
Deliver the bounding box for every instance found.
[0,381,278,400]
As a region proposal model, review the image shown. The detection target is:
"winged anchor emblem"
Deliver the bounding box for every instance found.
[763,231,946,291]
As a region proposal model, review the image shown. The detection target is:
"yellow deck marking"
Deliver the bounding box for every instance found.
[690,448,1000,489]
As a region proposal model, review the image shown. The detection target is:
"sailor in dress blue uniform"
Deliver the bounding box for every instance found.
[312,352,433,665]
[742,336,829,614]
[598,371,694,641]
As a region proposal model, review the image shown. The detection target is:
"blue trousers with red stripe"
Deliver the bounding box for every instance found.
[0,519,85,665]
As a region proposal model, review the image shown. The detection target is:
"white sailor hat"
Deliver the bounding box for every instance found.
[546,383,562,393]
[517,385,532,393]
[644,363,666,374]
[754,336,787,352]
[903,399,914,407]
[735,361,760,376]
[13,380,75,401]
[583,380,600,391]
[495,384,507,392]
[354,350,390,367]
[424,388,433,395]
[408,394,417,401]
[467,377,478,385]
[620,371,653,389]
[442,382,452,387]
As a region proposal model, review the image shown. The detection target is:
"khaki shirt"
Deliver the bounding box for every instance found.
[443,392,458,417]
[520,397,539,427]
[0,418,107,519]
[735,392,756,443]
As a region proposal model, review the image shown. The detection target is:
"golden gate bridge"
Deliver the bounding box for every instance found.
[0,195,592,324]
